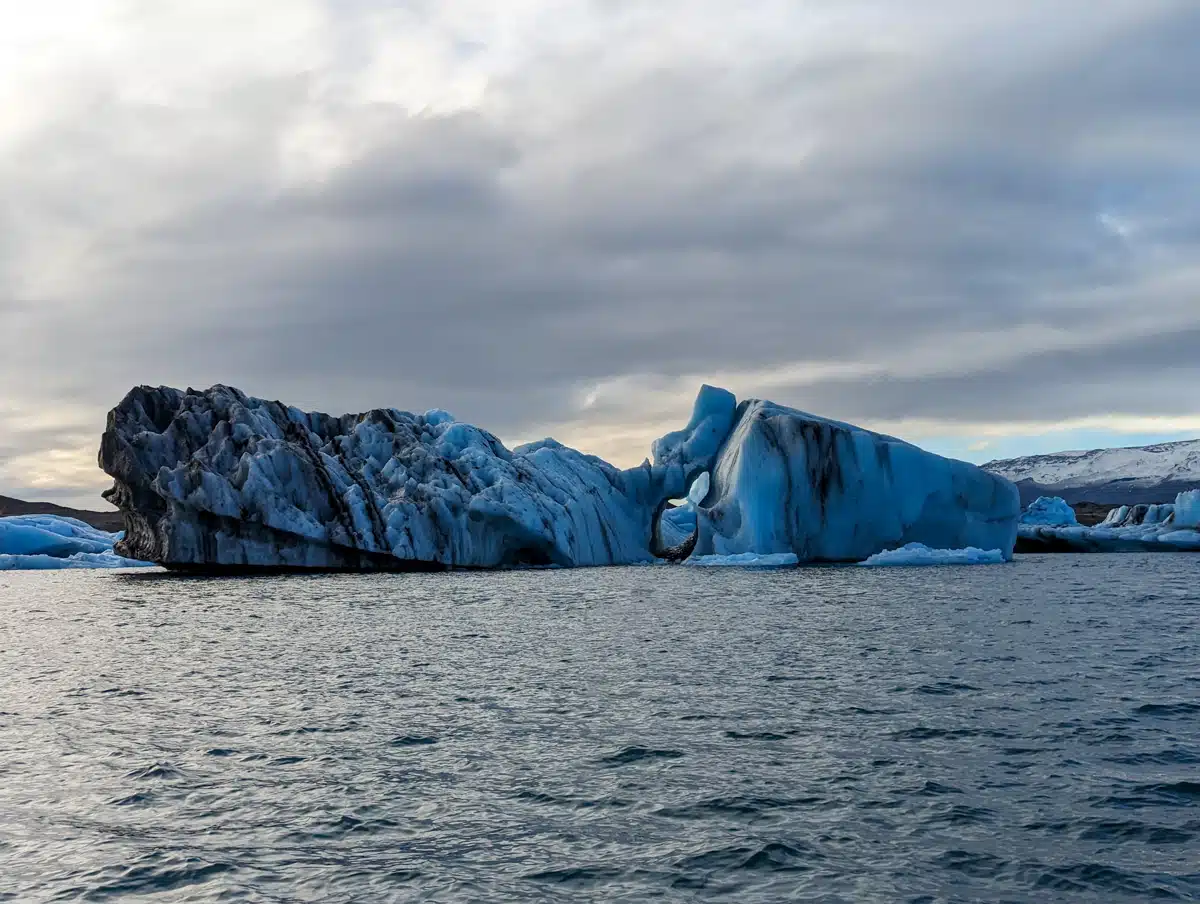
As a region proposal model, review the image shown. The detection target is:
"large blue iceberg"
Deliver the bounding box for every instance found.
[98,384,1019,571]
[687,400,1019,563]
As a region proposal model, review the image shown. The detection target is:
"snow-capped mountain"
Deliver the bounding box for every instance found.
[983,439,1200,505]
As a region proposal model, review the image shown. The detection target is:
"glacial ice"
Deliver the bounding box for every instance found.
[657,505,698,550]
[655,471,710,549]
[98,383,1019,571]
[0,515,151,570]
[1158,529,1200,547]
[0,550,152,570]
[688,400,1019,563]
[1019,496,1078,526]
[1099,503,1175,528]
[0,515,114,557]
[101,385,729,570]
[859,543,1006,567]
[686,471,711,506]
[683,552,799,568]
[1017,490,1200,552]
[1175,490,1200,529]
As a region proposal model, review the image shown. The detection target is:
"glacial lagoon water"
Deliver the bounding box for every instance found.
[1,555,1197,903]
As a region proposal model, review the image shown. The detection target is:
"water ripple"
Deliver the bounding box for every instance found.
[600,745,685,766]
[1,555,1198,902]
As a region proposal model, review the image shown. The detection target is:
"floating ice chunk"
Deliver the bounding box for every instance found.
[859,543,1006,567]
[0,516,120,557]
[1143,504,1174,526]
[684,551,799,568]
[1100,503,1175,528]
[1175,490,1200,529]
[100,384,729,570]
[0,515,154,570]
[1156,530,1200,549]
[1099,505,1130,527]
[0,550,151,570]
[1020,496,1078,526]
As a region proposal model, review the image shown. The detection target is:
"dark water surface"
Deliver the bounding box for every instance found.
[1,555,1197,902]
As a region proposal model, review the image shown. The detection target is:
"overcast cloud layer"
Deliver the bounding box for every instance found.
[3,1,1200,507]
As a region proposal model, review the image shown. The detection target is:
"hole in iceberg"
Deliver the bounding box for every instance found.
[651,471,709,562]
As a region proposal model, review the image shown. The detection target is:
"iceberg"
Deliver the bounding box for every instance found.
[1019,496,1078,526]
[100,384,731,571]
[0,515,115,557]
[1174,490,1200,529]
[859,543,1006,567]
[98,383,1018,571]
[0,515,151,570]
[687,400,1019,563]
[1098,503,1175,528]
[1016,490,1200,552]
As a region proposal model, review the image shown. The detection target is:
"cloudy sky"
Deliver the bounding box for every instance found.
[3,1,1199,508]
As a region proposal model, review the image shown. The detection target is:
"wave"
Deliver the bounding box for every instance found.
[600,746,685,766]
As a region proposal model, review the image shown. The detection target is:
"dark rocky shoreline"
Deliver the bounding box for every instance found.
[1069,501,1116,527]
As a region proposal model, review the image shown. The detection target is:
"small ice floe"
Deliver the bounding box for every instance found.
[0,515,152,571]
[858,543,1006,567]
[683,552,800,568]
[1019,496,1078,526]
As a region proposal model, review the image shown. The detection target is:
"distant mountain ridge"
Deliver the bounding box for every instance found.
[982,438,1200,506]
[0,495,124,533]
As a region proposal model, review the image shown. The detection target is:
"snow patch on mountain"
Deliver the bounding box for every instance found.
[983,439,1200,505]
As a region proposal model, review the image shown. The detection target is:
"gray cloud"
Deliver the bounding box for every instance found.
[2,1,1199,506]
[789,326,1200,426]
